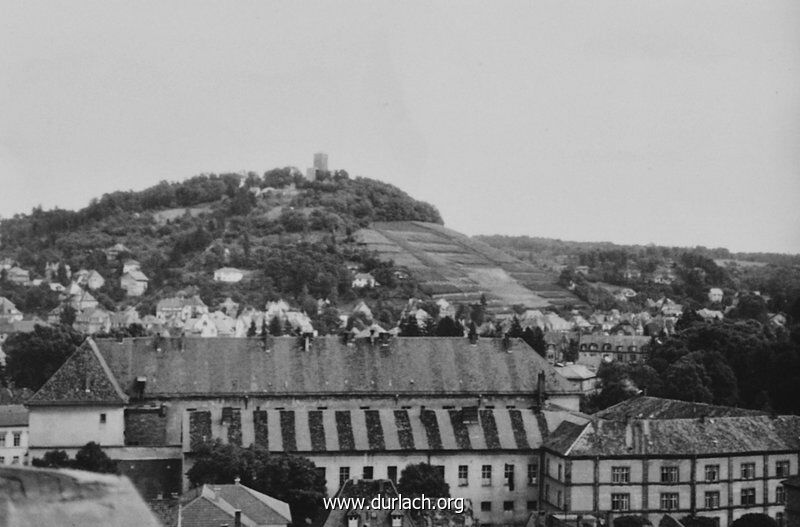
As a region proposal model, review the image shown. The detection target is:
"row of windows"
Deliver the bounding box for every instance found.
[1,432,22,447]
[480,500,538,513]
[580,344,645,352]
[608,461,791,484]
[336,464,539,487]
[610,487,787,512]
[0,455,22,464]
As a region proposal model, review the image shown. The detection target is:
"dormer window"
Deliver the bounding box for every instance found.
[347,512,359,527]
[391,513,403,527]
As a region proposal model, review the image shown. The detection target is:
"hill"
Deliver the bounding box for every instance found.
[355,222,580,312]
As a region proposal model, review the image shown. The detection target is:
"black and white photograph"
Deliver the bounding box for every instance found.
[0,2,799,527]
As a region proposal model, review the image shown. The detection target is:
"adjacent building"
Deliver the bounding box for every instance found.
[213,267,244,283]
[577,335,652,371]
[121,270,149,297]
[0,404,29,465]
[540,397,799,526]
[181,481,292,527]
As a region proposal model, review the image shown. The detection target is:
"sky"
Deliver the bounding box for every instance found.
[1,1,799,254]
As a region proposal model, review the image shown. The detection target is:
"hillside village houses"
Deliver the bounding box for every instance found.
[709,288,725,303]
[352,272,378,288]
[121,269,150,296]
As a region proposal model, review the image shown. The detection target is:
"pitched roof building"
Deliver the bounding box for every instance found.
[181,481,292,527]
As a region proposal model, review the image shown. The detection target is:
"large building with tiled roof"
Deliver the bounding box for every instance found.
[577,334,652,370]
[540,397,800,526]
[26,335,584,526]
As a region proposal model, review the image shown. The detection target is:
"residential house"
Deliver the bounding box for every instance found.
[6,266,31,286]
[121,270,149,297]
[553,364,598,395]
[352,272,378,288]
[181,481,292,527]
[0,316,48,361]
[156,295,208,322]
[213,267,244,283]
[122,259,141,275]
[209,311,236,337]
[26,335,583,517]
[111,307,142,331]
[0,297,22,322]
[73,269,90,286]
[74,307,112,335]
[0,404,28,465]
[265,299,291,322]
[0,258,16,271]
[70,290,99,312]
[49,282,66,293]
[577,334,652,371]
[219,297,239,316]
[708,288,724,303]
[541,397,798,526]
[183,313,218,337]
[437,298,456,319]
[86,270,106,290]
[317,480,415,527]
[352,300,373,321]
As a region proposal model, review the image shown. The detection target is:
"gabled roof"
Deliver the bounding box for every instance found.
[596,396,766,420]
[123,270,149,282]
[27,339,129,406]
[93,336,577,397]
[182,483,291,527]
[545,413,800,457]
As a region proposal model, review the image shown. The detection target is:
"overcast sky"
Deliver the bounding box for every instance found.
[1,1,798,253]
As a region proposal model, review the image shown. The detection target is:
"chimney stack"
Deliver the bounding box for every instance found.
[234,510,242,527]
[536,371,546,408]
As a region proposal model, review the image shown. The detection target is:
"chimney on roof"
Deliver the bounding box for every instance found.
[234,510,242,527]
[536,371,546,408]
[303,333,312,352]
[234,476,241,485]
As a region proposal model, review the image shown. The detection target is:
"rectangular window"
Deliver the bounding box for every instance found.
[458,465,468,487]
[704,491,720,509]
[435,465,445,479]
[0,456,4,464]
[315,467,326,483]
[362,466,373,480]
[704,464,719,482]
[776,461,790,478]
[661,466,679,483]
[557,490,563,508]
[777,486,786,504]
[11,456,19,464]
[741,463,756,480]
[660,493,679,511]
[100,413,106,424]
[387,466,397,483]
[503,501,514,513]
[527,500,538,511]
[481,465,492,486]
[528,463,538,486]
[480,502,491,512]
[612,466,630,484]
[505,464,515,489]
[557,464,562,481]
[339,467,350,486]
[611,493,630,512]
[741,488,756,506]
[12,432,21,447]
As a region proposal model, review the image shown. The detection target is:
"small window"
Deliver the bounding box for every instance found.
[480,501,491,512]
[741,463,756,480]
[387,466,397,483]
[12,432,21,447]
[458,465,468,487]
[776,460,790,478]
[528,463,538,486]
[503,501,514,512]
[339,466,350,486]
[99,413,107,424]
[704,464,719,482]
[704,491,720,509]
[741,487,756,506]
[504,464,515,488]
[611,493,630,511]
[12,456,20,465]
[777,485,786,504]
[660,466,678,483]
[481,465,492,486]
[612,466,630,484]
[660,493,679,511]
[362,466,373,480]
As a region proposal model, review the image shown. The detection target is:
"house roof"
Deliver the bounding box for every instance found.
[187,406,586,454]
[214,267,243,274]
[27,339,129,406]
[0,317,47,334]
[316,480,414,527]
[545,413,800,457]
[554,364,596,381]
[182,483,291,527]
[157,295,205,310]
[123,270,149,282]
[579,334,652,348]
[90,336,577,398]
[596,396,766,420]
[0,404,28,427]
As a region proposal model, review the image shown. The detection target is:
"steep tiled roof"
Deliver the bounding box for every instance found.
[181,483,291,527]
[596,396,766,420]
[316,479,416,527]
[94,336,577,397]
[546,414,800,456]
[185,407,582,453]
[27,339,128,406]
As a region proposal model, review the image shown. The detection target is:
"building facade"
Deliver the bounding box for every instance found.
[0,404,29,465]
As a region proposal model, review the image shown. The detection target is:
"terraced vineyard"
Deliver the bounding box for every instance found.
[355,221,581,312]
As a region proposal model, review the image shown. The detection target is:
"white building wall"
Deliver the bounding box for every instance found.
[0,425,29,465]
[28,406,125,450]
